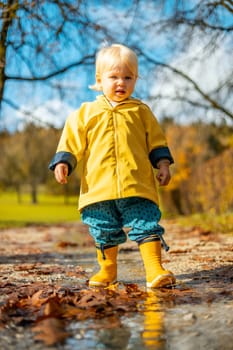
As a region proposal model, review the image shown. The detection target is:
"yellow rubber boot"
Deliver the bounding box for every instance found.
[89,246,118,287]
[139,240,175,288]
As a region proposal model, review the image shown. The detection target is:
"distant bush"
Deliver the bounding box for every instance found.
[183,147,233,214]
[161,147,233,215]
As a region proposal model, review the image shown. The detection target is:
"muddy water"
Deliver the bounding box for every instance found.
[0,222,232,349]
[59,248,233,350]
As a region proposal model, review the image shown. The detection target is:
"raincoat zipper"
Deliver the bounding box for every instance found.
[113,110,121,197]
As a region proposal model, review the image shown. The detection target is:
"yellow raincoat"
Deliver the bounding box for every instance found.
[49,95,173,210]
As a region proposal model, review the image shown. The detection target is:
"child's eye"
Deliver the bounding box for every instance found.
[109,75,117,79]
[125,76,132,80]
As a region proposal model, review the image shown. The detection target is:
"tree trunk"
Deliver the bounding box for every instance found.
[0,1,18,110]
[16,184,22,204]
[31,184,38,204]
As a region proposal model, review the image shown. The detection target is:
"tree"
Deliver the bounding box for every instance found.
[22,123,65,203]
[160,120,233,214]
[1,0,232,129]
[0,123,61,203]
[136,0,233,122]
[0,0,107,124]
[0,130,27,202]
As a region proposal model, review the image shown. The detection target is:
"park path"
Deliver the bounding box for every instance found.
[0,220,233,349]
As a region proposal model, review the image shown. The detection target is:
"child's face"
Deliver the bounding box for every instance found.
[98,65,137,102]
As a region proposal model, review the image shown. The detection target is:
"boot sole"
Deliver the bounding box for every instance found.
[147,274,176,289]
[89,279,117,288]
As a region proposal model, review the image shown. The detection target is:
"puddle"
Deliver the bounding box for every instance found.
[66,315,145,350]
[61,297,233,350]
[65,313,161,350]
[0,223,233,350]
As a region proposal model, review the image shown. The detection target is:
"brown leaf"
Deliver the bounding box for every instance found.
[30,290,48,307]
[65,266,86,277]
[193,256,216,263]
[13,264,37,271]
[43,297,63,317]
[170,248,192,254]
[0,283,147,330]
[32,318,69,345]
[57,241,78,248]
[76,291,107,308]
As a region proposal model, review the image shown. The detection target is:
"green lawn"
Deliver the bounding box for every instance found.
[0,192,80,228]
[1,191,233,234]
[176,211,233,235]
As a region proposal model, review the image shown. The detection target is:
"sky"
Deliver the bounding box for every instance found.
[150,34,233,124]
[0,0,232,132]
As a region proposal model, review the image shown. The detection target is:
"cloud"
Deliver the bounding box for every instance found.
[149,36,233,124]
[15,99,73,130]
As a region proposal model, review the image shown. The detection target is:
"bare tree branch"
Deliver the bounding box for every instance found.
[1,0,232,126]
[2,97,55,128]
[5,54,95,81]
[138,50,233,120]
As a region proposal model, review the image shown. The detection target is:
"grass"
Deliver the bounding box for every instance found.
[175,212,233,235]
[0,191,80,228]
[1,191,233,234]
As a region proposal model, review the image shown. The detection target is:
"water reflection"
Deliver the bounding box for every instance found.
[66,289,166,350]
[97,323,131,349]
[142,291,166,349]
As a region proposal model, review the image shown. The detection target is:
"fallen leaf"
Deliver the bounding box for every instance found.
[193,256,216,262]
[57,241,79,248]
[13,264,37,271]
[32,318,69,345]
[170,249,192,254]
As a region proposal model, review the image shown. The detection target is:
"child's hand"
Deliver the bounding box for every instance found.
[156,160,171,186]
[54,163,69,184]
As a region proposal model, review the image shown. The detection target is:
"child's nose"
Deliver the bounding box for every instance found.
[118,78,124,85]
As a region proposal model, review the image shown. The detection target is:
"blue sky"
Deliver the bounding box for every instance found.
[1,0,232,132]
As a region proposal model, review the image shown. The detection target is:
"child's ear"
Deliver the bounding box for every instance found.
[96,74,102,90]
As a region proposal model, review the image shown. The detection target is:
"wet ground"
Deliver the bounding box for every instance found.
[0,221,233,349]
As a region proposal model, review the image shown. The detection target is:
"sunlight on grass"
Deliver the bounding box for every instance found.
[0,192,80,228]
[1,191,233,233]
[176,212,233,235]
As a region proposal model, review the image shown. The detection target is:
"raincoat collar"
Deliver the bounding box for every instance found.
[96,94,142,108]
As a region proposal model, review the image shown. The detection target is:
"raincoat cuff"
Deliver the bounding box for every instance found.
[48,151,77,175]
[149,147,174,169]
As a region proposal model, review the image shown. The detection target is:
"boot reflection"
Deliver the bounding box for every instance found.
[142,291,166,349]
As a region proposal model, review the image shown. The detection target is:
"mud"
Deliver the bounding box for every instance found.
[0,221,232,349]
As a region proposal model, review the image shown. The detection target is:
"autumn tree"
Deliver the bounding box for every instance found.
[161,120,233,214]
[0,124,60,203]
[22,124,60,203]
[0,130,27,202]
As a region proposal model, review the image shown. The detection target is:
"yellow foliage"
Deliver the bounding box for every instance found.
[162,123,233,214]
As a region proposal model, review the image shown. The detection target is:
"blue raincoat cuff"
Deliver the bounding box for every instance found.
[48,151,77,175]
[149,147,174,169]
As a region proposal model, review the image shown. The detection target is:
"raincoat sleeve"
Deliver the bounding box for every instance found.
[49,108,87,175]
[143,105,174,168]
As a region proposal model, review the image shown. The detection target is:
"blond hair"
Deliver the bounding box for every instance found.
[90,44,138,91]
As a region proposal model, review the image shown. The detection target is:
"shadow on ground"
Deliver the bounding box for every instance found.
[0,222,233,349]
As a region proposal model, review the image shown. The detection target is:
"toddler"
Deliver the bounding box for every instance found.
[49,44,176,289]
